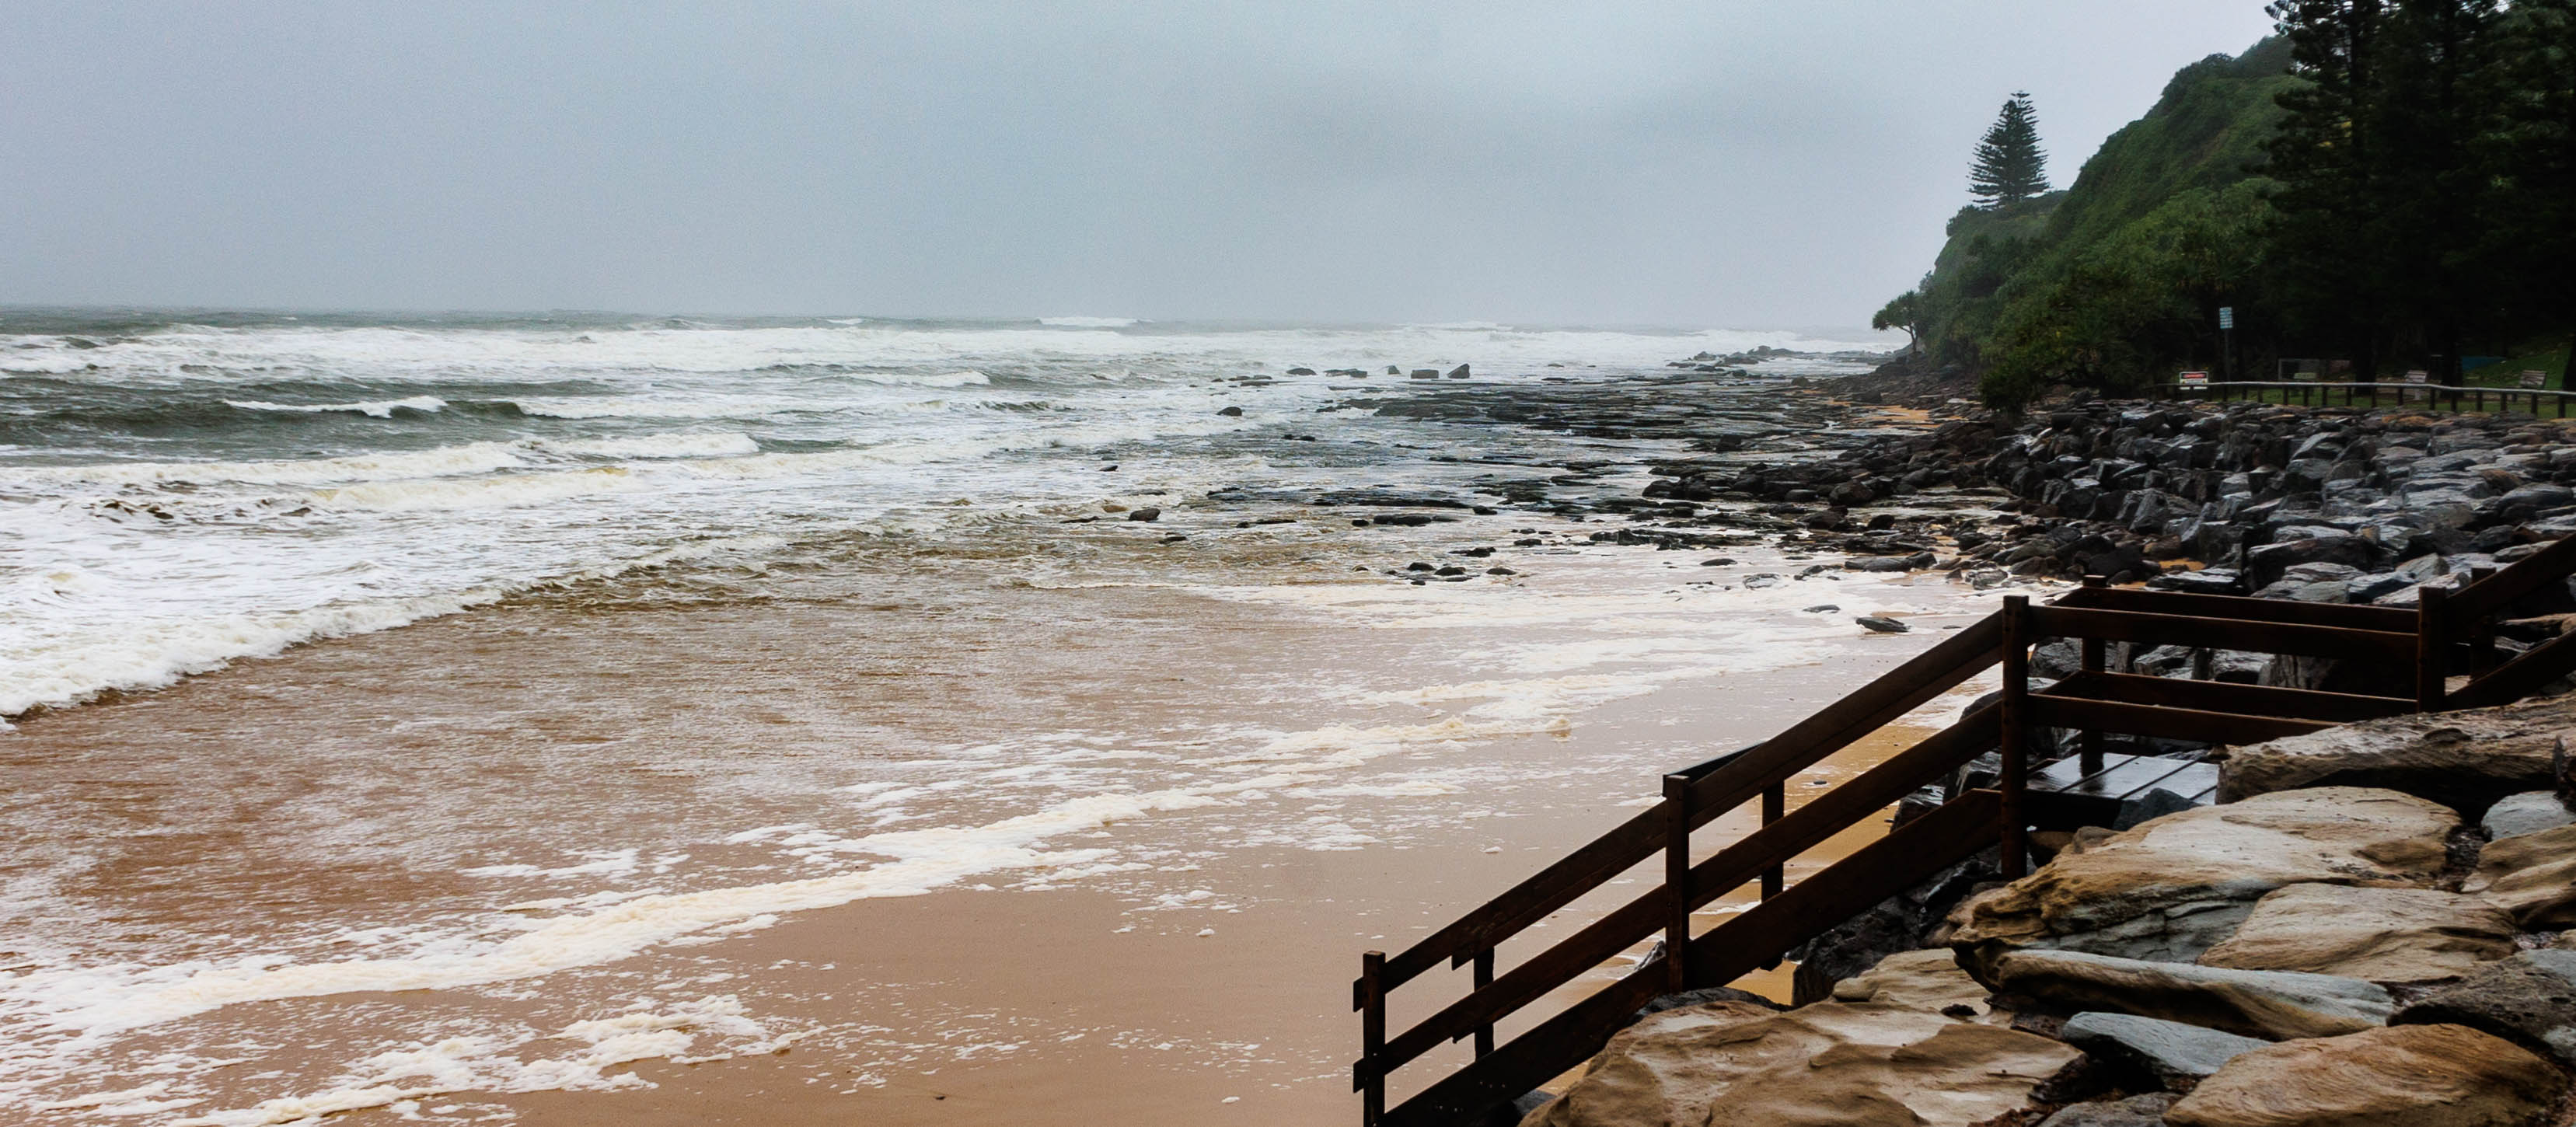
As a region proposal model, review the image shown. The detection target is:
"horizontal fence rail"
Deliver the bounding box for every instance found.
[1356,539,2576,1126]
[2174,379,2576,416]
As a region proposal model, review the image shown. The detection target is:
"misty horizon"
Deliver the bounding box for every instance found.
[3,2,2277,326]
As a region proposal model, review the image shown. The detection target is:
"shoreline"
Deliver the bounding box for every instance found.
[1,361,2029,1125]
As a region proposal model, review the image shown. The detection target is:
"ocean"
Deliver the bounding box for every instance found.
[0,312,1982,1124]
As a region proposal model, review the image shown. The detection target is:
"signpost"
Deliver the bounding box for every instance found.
[2405,369,2430,403]
[2217,306,2236,382]
[2178,371,2209,395]
[2522,369,2549,389]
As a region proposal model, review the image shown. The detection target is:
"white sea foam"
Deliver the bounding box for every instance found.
[225,396,448,417]
[9,790,1225,1041]
[1038,316,1139,328]
[169,995,783,1127]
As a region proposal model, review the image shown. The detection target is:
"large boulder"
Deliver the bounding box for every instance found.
[2463,822,2576,926]
[1985,949,2396,1040]
[2480,790,2574,839]
[2391,949,2576,1066]
[1946,788,2456,969]
[2194,884,2518,983]
[1521,1000,2077,1127]
[2058,1011,2271,1089]
[2164,1024,2567,1127]
[2218,696,2573,815]
[1827,948,2004,1023]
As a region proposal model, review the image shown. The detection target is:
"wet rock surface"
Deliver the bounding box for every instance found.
[2194,883,2519,983]
[2463,821,2576,926]
[2058,1010,2270,1088]
[1518,1000,2079,1127]
[1946,787,2458,969]
[1985,949,2396,1040]
[2164,1024,2567,1127]
[2218,695,2574,814]
[2390,949,2576,1066]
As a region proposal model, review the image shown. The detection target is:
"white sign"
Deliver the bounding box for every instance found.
[2178,371,2209,387]
[2522,369,2548,389]
[2404,370,2430,384]
[2218,307,2235,330]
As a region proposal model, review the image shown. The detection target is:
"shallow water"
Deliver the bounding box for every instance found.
[0,314,2005,1123]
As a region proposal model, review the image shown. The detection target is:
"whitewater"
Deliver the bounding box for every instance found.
[0,312,1866,721]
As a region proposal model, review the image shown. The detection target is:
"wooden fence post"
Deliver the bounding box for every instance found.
[2079,576,2107,776]
[1760,782,1785,901]
[1360,950,1386,1125]
[1999,596,2030,880]
[2470,567,2498,672]
[1662,773,1692,993]
[2417,585,2448,713]
[1472,947,1495,1057]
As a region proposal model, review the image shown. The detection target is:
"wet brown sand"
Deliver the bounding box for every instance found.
[0,527,1994,1125]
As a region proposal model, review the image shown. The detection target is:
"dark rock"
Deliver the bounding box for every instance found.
[1409,368,1439,379]
[1127,506,1161,522]
[2059,1012,2269,1090]
[1285,367,1314,375]
[1857,616,1909,633]
[1447,364,1471,379]
[2110,787,2199,831]
[1487,567,1517,576]
[2149,568,2245,595]
[2037,1094,2178,1127]
[1216,406,1243,417]
[1803,604,1841,613]
[1634,985,1785,1021]
[2389,949,2576,1065]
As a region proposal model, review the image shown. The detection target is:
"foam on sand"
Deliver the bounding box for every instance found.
[169,995,787,1127]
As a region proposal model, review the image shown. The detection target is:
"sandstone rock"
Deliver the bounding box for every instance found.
[1521,1001,2075,1127]
[2218,695,2571,815]
[1828,948,2001,1022]
[2165,1024,2566,1127]
[2480,790,2574,840]
[2391,949,2576,1065]
[1988,949,2395,1040]
[2040,1094,2177,1127]
[2196,884,2518,982]
[2463,822,2576,926]
[1948,787,2456,968]
[2059,1011,2269,1087]
[1698,1022,2080,1127]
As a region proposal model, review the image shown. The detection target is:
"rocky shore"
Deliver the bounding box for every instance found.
[1318,355,2576,1125]
[1517,696,2576,1127]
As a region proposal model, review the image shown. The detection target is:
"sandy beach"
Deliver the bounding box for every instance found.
[2,497,2000,1124]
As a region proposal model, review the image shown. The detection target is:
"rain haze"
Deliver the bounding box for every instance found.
[2,2,2277,326]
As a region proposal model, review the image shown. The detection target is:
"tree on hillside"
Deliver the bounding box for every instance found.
[1872,291,1925,354]
[1970,92,2051,208]
[2487,0,2576,375]
[2264,0,2505,384]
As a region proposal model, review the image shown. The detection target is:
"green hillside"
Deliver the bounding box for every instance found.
[1897,37,2298,404]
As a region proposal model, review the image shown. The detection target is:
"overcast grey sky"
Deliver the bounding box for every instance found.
[0,2,2279,328]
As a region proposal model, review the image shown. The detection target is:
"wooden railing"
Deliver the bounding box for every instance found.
[2180,379,2576,416]
[1354,539,2576,1127]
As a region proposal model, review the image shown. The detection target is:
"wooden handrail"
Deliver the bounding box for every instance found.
[2027,605,2415,661]
[1360,535,2576,1126]
[1373,704,2006,1071]
[2449,534,2576,625]
[2054,584,2417,632]
[2026,696,2337,745]
[1366,614,2006,995]
[1376,792,2005,1127]
[2049,670,2414,723]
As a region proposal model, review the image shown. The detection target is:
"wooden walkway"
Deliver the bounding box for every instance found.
[1353,535,2576,1127]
